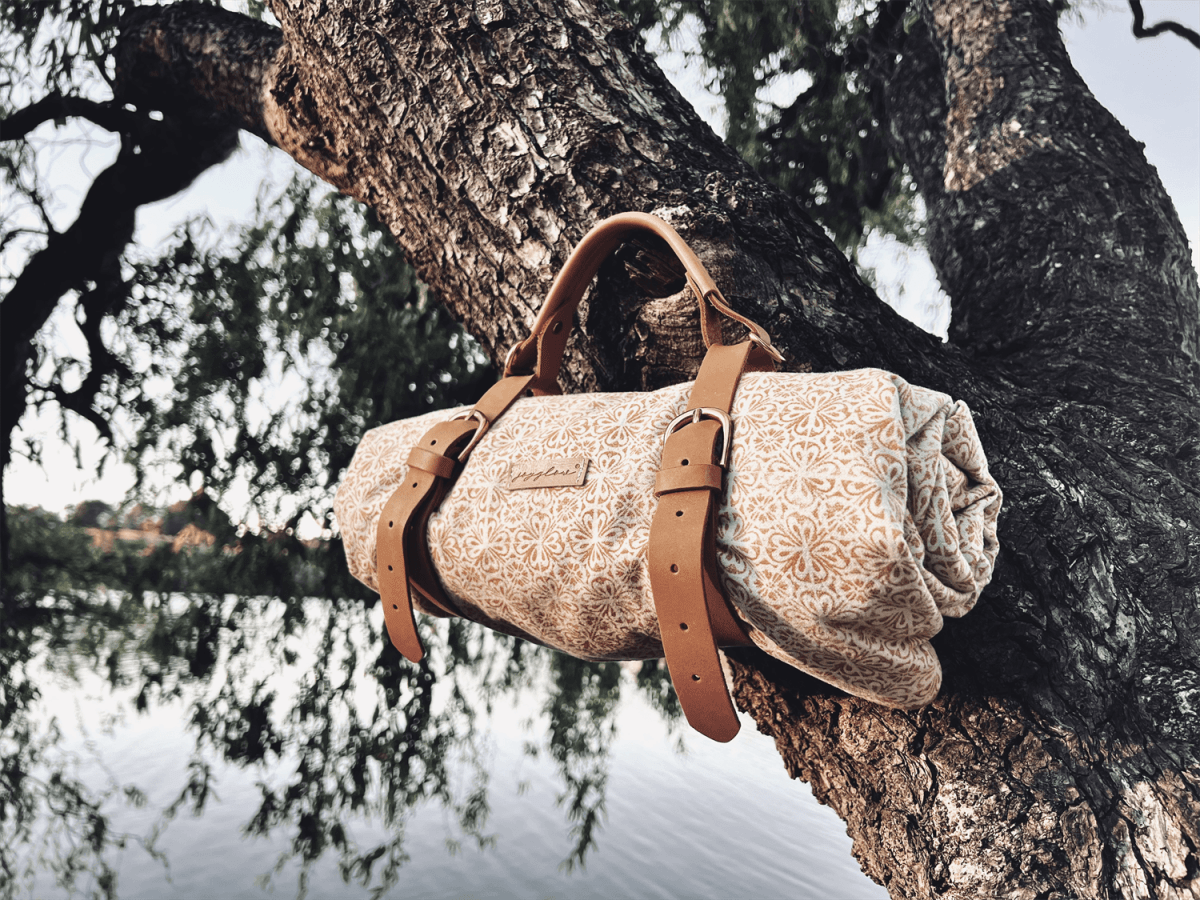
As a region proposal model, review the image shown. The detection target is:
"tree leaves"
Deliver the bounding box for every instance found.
[115,174,493,530]
[617,0,920,253]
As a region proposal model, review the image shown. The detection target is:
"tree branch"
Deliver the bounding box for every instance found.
[880,0,1199,406]
[40,262,136,436]
[256,1,1200,894]
[1129,0,1200,49]
[1,121,238,473]
[2,1,292,476]
[0,94,144,142]
[113,1,284,142]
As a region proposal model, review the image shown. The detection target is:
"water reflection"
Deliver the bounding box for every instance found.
[1,506,670,898]
[2,508,883,899]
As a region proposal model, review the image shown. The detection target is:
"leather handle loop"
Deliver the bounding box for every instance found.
[504,213,781,389]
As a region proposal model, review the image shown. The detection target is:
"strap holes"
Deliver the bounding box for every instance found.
[691,674,701,682]
[411,482,418,488]
[388,520,394,527]
[387,565,393,571]
[551,321,563,334]
[675,510,683,517]
[681,458,689,466]
[669,563,678,573]
[430,439,437,446]
[392,604,398,610]
[679,622,688,631]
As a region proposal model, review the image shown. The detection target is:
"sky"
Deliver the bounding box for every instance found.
[4,0,1199,523]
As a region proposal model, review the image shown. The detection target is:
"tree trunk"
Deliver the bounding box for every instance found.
[70,0,1200,895]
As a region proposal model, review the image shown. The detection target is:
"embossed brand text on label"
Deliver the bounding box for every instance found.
[506,457,589,490]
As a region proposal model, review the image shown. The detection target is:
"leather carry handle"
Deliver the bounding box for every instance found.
[379,211,781,743]
[503,212,782,392]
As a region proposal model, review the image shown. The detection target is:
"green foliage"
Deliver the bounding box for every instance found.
[91,175,493,530]
[541,654,622,872]
[616,0,923,253]
[2,505,111,601]
[0,0,133,99]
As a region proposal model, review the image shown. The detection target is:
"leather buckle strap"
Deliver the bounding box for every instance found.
[376,374,533,662]
[648,341,763,742]
[653,463,723,496]
[663,407,732,468]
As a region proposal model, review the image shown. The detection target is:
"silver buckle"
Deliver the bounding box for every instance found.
[450,408,491,460]
[663,407,733,468]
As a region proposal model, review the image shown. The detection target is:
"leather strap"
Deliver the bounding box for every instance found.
[378,214,781,744]
[648,341,771,742]
[376,374,533,661]
[503,212,783,392]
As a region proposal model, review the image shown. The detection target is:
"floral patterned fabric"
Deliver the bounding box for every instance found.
[335,369,1002,709]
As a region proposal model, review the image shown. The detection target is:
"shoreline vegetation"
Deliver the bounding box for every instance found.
[4,497,367,604]
[0,498,698,900]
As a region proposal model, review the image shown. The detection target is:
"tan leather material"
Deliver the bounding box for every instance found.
[504,213,783,389]
[474,374,537,422]
[376,469,456,659]
[649,487,740,741]
[376,483,427,660]
[406,492,459,618]
[377,416,481,657]
[376,374,535,660]
[337,214,1004,744]
[406,446,457,480]
[688,341,756,410]
[646,341,761,742]
[653,464,723,496]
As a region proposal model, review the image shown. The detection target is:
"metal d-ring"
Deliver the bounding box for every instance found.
[747,330,785,363]
[503,341,535,377]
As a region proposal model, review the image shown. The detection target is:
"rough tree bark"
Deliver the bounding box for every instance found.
[11,0,1200,896]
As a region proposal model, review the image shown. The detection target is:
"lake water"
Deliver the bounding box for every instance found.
[8,594,888,899]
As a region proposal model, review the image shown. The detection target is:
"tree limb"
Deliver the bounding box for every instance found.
[3,0,1198,894]
[0,94,144,142]
[879,0,1200,406]
[1,121,238,474]
[35,261,136,446]
[2,0,292,476]
[257,0,1200,895]
[1129,0,1200,49]
[113,1,284,142]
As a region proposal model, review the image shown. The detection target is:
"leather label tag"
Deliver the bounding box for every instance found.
[506,457,589,490]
